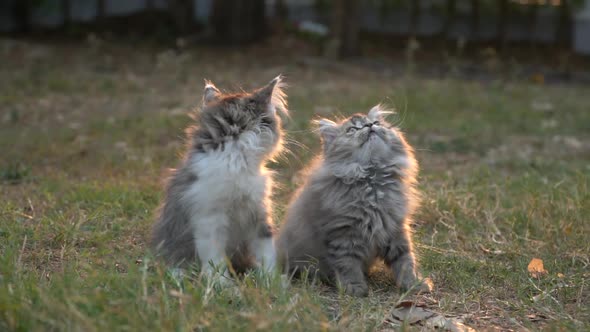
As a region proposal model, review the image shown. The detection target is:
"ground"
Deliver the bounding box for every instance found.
[0,37,589,331]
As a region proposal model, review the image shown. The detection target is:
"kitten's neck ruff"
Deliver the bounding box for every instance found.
[193,125,283,166]
[324,160,405,185]
[191,140,271,175]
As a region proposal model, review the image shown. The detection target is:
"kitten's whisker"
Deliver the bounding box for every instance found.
[153,77,288,276]
[278,108,427,297]
[396,98,410,129]
[287,129,316,134]
[284,138,310,151]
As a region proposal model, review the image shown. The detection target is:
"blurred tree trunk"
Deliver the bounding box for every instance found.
[13,0,31,33]
[170,0,195,34]
[555,0,572,48]
[272,0,289,34]
[527,1,538,47]
[497,0,508,51]
[275,0,288,21]
[97,0,106,20]
[470,0,479,40]
[409,0,421,38]
[440,0,456,40]
[330,0,360,58]
[61,0,71,27]
[210,0,267,44]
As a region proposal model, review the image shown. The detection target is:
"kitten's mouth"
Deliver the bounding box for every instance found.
[361,131,379,146]
[369,129,382,140]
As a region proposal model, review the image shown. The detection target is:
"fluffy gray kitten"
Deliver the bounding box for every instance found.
[277,105,431,296]
[151,77,286,281]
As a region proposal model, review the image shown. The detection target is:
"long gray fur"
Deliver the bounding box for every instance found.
[151,77,286,274]
[277,106,431,296]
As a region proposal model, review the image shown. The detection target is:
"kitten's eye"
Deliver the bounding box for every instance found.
[347,127,357,133]
[373,121,380,126]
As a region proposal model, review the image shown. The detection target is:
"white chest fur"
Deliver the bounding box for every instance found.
[182,143,268,220]
[179,143,275,274]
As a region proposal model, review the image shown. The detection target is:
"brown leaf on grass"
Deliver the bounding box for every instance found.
[527,258,548,278]
[531,73,545,84]
[386,301,475,332]
[478,244,504,255]
[168,290,190,301]
[527,313,549,322]
[389,301,435,324]
[424,315,476,332]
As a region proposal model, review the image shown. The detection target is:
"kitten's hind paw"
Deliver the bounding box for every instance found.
[167,267,185,281]
[343,282,369,297]
[418,277,434,293]
[214,273,234,288]
[202,270,234,289]
[403,277,433,294]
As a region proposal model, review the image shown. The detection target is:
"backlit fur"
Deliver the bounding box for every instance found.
[277,105,431,296]
[151,77,286,280]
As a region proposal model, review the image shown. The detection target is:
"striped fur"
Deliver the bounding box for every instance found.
[151,77,286,279]
[277,105,431,296]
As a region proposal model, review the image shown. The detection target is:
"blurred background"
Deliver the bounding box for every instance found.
[1,2,589,330]
[2,0,590,64]
[1,0,590,207]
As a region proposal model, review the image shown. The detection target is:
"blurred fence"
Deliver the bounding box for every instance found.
[1,0,590,54]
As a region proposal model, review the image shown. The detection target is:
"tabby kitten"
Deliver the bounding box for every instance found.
[277,105,431,296]
[151,77,286,281]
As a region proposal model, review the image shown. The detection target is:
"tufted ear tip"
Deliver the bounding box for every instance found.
[315,118,336,129]
[255,75,284,101]
[269,74,282,86]
[314,118,338,145]
[252,76,288,116]
[203,80,220,104]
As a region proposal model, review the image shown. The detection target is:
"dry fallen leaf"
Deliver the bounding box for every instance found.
[390,302,436,324]
[424,315,475,332]
[478,244,504,255]
[169,290,190,300]
[527,313,548,322]
[531,73,545,84]
[528,258,548,278]
[386,301,475,332]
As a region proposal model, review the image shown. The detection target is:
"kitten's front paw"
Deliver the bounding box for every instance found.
[216,274,234,287]
[343,282,369,297]
[414,277,433,293]
[202,269,234,288]
[280,274,291,289]
[167,267,186,284]
[400,277,433,294]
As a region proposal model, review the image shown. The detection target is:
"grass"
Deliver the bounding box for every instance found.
[0,38,589,331]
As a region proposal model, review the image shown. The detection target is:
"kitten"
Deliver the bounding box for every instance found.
[151,77,286,281]
[277,105,431,296]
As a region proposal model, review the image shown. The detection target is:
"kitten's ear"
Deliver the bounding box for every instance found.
[367,104,391,122]
[254,76,281,104]
[253,75,287,114]
[316,118,339,146]
[203,80,220,105]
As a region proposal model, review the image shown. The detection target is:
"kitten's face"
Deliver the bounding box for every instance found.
[319,106,409,166]
[193,77,286,160]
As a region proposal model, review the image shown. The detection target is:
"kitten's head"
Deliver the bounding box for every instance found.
[191,76,287,162]
[317,105,415,172]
